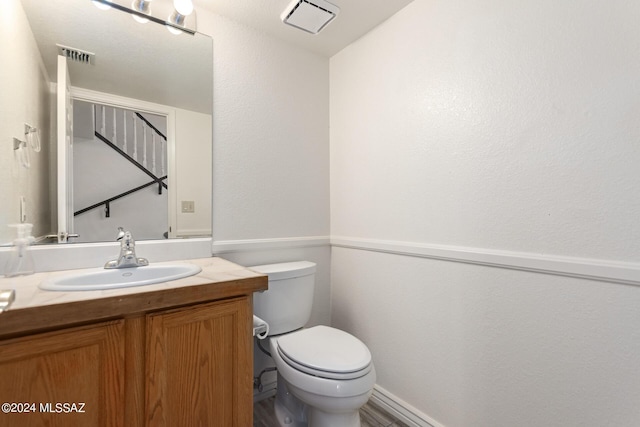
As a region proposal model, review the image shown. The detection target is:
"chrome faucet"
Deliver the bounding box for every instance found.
[104,227,149,269]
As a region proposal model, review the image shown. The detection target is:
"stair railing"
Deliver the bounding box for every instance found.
[74,104,168,218]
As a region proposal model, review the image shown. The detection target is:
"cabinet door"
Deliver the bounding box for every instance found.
[0,320,125,427]
[146,297,252,427]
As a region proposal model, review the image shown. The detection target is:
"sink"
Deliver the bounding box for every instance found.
[39,264,202,291]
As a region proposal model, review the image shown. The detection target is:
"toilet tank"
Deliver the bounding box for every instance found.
[251,261,316,336]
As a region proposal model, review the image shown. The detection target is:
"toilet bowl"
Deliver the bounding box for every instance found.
[270,326,376,427]
[251,261,376,427]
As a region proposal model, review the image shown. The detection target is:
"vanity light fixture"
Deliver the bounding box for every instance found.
[131,0,153,24]
[91,0,196,35]
[173,0,193,16]
[92,0,113,10]
[166,0,194,35]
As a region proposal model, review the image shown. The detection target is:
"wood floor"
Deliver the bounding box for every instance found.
[253,396,410,427]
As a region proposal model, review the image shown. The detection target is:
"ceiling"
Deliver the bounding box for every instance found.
[197,0,415,57]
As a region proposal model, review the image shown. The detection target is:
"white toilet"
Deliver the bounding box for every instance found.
[251,261,376,427]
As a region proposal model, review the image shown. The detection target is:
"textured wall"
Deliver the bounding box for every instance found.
[330,0,640,426]
[0,0,53,244]
[332,247,640,427]
[198,11,332,325]
[200,12,330,242]
[331,0,640,261]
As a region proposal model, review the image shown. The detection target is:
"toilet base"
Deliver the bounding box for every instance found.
[274,375,307,427]
[273,374,365,427]
[274,396,362,427]
[308,408,361,427]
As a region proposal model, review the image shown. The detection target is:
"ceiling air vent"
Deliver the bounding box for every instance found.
[281,0,340,35]
[57,44,95,65]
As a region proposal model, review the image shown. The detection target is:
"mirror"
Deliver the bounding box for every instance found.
[0,0,212,245]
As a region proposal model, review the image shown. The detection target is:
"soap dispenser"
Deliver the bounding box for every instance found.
[4,223,35,277]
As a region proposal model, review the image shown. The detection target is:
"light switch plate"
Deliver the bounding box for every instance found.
[181,201,195,213]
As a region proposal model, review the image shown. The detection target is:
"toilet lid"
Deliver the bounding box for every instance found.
[277,326,372,379]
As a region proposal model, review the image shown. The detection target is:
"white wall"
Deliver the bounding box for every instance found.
[199,10,332,326]
[201,13,330,242]
[0,0,52,244]
[330,0,640,426]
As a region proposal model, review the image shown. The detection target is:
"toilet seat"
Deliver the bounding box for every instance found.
[276,325,372,380]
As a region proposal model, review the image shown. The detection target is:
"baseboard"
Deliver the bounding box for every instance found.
[370,385,444,427]
[331,236,640,287]
[212,236,330,254]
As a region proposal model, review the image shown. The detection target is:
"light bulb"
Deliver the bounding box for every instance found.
[92,0,112,10]
[173,0,193,16]
[166,9,186,35]
[133,14,150,24]
[166,25,183,35]
[131,0,151,24]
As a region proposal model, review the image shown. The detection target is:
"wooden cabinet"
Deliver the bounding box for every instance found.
[0,320,125,427]
[146,298,252,426]
[0,296,254,427]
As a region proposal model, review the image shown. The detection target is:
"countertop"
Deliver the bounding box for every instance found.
[0,257,268,338]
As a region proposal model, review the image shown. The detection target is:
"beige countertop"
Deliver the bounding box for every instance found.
[0,257,267,338]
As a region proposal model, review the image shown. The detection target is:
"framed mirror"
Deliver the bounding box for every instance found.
[0,0,213,245]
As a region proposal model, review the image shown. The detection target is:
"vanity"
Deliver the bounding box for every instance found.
[0,1,247,423]
[0,257,267,426]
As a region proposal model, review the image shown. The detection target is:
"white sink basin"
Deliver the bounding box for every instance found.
[39,264,202,291]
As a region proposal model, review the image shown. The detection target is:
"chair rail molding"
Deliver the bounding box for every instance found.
[330,236,640,287]
[211,236,330,255]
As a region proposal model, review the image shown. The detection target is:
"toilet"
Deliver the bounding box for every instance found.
[251,261,376,427]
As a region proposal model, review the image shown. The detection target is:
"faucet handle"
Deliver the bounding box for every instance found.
[105,228,146,269]
[115,227,126,241]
